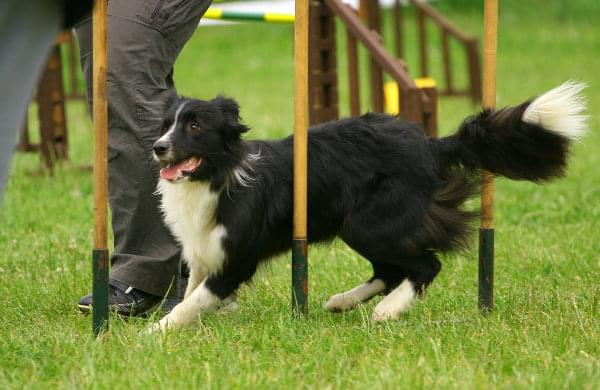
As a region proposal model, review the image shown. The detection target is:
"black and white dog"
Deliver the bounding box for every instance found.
[149,82,586,331]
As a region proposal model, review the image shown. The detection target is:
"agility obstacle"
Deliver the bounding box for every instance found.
[92,0,109,336]
[204,8,294,24]
[90,0,495,335]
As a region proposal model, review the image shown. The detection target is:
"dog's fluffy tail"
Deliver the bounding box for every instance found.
[437,81,588,181]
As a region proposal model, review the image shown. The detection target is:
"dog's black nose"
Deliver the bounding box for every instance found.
[153,142,169,156]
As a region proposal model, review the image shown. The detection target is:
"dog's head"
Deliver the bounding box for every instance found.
[153,96,250,183]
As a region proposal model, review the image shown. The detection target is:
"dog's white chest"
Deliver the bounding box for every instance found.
[158,180,227,274]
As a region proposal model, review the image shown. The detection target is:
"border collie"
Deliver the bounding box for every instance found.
[149,82,586,331]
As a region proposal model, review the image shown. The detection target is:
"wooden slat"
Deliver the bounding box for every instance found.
[363,0,384,112]
[346,26,360,116]
[394,0,404,59]
[325,0,415,89]
[441,29,453,94]
[410,0,473,44]
[417,6,428,77]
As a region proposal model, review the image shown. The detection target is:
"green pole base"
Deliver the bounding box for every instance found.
[292,238,308,316]
[478,228,494,313]
[92,249,109,336]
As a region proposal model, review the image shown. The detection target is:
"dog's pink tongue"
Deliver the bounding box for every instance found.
[159,158,202,181]
[159,165,182,181]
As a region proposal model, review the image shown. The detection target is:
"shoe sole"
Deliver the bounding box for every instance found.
[77,303,156,318]
[78,304,92,314]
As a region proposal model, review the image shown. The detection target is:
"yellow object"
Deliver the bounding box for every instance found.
[384,82,399,115]
[264,13,296,23]
[204,8,223,19]
[383,78,437,115]
[416,77,437,88]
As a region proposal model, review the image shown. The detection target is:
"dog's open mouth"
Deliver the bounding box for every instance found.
[159,157,203,181]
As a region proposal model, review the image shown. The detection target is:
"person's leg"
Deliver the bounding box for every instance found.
[0,1,62,201]
[76,0,211,310]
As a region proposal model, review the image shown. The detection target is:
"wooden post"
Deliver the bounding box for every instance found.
[92,0,109,335]
[346,26,360,116]
[18,116,32,152]
[394,0,404,59]
[362,0,384,112]
[467,39,482,105]
[421,86,438,138]
[417,6,428,77]
[441,29,453,95]
[308,0,338,124]
[479,0,498,313]
[67,33,83,100]
[292,0,309,316]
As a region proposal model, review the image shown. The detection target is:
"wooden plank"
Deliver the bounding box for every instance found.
[441,29,453,94]
[394,0,404,59]
[324,0,414,89]
[467,39,482,105]
[363,0,384,112]
[417,6,428,77]
[410,0,473,44]
[346,26,360,116]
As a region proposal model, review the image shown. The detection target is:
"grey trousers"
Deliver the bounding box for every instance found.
[75,0,211,296]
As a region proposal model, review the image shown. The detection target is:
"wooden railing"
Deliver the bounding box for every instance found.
[318,0,437,136]
[400,0,481,104]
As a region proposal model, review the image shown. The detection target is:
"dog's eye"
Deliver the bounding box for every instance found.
[189,122,201,132]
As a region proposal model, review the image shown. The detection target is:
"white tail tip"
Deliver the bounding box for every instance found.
[522,81,588,140]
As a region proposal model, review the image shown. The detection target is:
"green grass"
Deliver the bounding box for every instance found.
[1,1,599,388]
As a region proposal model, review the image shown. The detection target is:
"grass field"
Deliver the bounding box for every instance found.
[1,1,599,388]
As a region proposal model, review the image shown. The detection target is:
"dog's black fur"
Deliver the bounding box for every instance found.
[153,95,578,304]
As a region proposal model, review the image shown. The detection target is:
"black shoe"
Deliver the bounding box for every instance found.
[78,279,162,317]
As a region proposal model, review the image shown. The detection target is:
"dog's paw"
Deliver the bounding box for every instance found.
[217,300,239,314]
[371,306,400,321]
[371,279,416,321]
[145,316,173,334]
[323,293,359,312]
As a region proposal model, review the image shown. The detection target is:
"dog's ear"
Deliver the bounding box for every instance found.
[215,96,250,134]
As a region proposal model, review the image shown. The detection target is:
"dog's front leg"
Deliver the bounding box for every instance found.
[184,263,207,299]
[148,280,232,333]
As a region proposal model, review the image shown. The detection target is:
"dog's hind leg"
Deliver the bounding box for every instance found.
[323,262,405,312]
[372,252,441,321]
[323,278,386,312]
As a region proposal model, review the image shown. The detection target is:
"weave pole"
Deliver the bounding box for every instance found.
[292,0,309,315]
[92,0,109,335]
[479,0,498,312]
